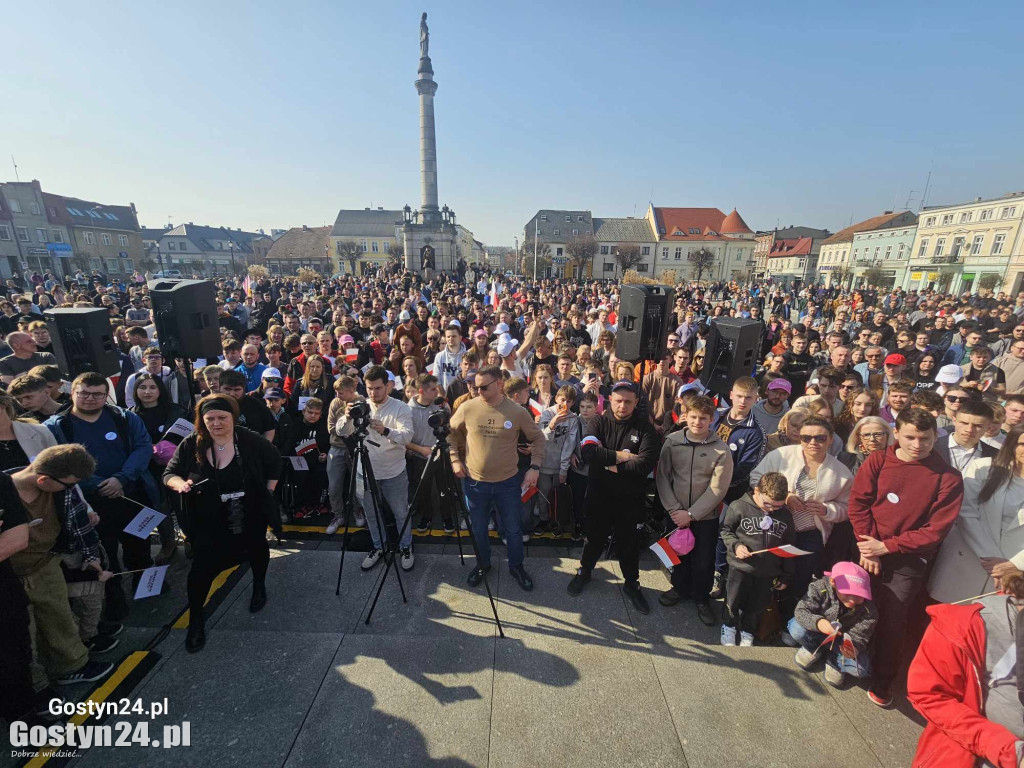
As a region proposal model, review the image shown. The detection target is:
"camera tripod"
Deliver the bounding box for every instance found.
[335,420,504,636]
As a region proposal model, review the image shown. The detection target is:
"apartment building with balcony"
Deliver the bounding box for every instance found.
[904,192,1024,294]
[849,215,918,288]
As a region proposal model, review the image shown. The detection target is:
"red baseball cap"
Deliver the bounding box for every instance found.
[884,353,906,366]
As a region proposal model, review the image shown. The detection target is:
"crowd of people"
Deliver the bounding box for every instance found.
[1,265,1023,765]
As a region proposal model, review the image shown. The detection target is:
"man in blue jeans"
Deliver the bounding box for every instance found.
[450,365,546,591]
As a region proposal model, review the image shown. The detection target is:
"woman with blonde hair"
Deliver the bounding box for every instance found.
[0,388,56,471]
[765,407,810,453]
[843,416,894,473]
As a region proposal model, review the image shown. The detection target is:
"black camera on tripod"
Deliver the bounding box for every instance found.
[348,399,372,435]
[427,407,450,439]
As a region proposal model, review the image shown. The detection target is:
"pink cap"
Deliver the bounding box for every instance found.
[825,561,872,601]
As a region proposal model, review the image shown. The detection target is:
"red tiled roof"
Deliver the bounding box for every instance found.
[821,211,906,245]
[720,208,753,234]
[652,207,730,240]
[767,237,813,258]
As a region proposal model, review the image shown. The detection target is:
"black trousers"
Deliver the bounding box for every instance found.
[580,499,640,584]
[0,577,34,721]
[670,517,719,604]
[92,494,154,622]
[723,569,774,633]
[407,455,448,525]
[187,532,269,625]
[870,553,930,690]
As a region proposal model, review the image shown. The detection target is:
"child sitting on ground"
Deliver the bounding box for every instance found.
[788,561,877,688]
[719,472,795,647]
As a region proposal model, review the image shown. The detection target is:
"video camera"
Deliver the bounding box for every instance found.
[348,399,372,434]
[427,406,450,439]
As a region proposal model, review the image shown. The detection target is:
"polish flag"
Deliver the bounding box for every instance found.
[528,399,544,418]
[344,347,359,363]
[521,485,539,503]
[650,537,681,569]
[580,435,601,449]
[766,544,814,558]
[490,282,500,309]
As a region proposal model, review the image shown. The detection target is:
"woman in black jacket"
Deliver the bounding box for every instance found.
[131,373,189,565]
[164,395,282,653]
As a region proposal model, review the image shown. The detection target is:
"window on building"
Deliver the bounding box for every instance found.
[371,241,379,253]
[980,209,993,221]
[556,247,563,257]
[941,214,954,225]
[570,229,577,236]
[83,231,95,245]
[897,243,905,259]
[637,264,649,272]
[852,248,858,260]
[918,239,929,257]
[1001,207,1014,219]
[178,241,187,251]
[662,248,668,260]
[873,247,880,260]
[89,258,102,271]
[674,247,682,260]
[360,240,367,252]
[0,225,10,240]
[118,234,128,247]
[971,234,984,255]
[52,230,64,243]
[122,259,134,272]
[925,216,935,226]
[841,249,847,261]
[29,202,40,215]
[540,215,547,222]
[66,207,82,216]
[215,242,223,250]
[603,263,614,272]
[383,242,390,252]
[36,228,46,242]
[16,226,30,242]
[9,199,22,213]
[641,246,650,255]
[960,212,972,223]
[993,234,1006,255]
[167,241,175,251]
[934,238,945,256]
[100,233,112,246]
[798,259,806,269]
[105,213,118,221]
[577,216,584,222]
[553,229,560,236]
[884,245,892,260]
[951,237,965,259]
[599,245,609,255]
[105,258,120,273]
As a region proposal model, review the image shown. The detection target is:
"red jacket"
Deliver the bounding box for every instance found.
[847,445,963,556]
[908,603,1019,768]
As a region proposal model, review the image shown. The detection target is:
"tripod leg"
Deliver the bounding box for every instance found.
[335,450,359,596]
[362,454,409,626]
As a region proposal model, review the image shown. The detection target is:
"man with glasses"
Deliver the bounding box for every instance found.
[854,346,885,391]
[45,373,157,625]
[450,365,545,591]
[993,338,1024,393]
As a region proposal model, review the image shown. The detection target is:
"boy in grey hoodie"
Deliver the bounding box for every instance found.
[534,385,582,534]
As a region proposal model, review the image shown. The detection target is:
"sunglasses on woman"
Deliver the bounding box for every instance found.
[799,434,829,444]
[945,395,969,403]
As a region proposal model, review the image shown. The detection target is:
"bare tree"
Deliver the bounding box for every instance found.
[862,266,888,289]
[831,264,853,291]
[614,244,643,276]
[566,234,599,279]
[335,239,361,276]
[687,247,715,283]
[387,243,405,266]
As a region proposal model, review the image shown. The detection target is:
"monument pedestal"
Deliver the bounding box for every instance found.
[403,220,457,275]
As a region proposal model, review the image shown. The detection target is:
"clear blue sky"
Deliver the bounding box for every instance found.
[4,0,1023,246]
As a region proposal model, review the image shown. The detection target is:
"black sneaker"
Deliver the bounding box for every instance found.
[56,660,114,685]
[567,568,591,596]
[416,518,431,533]
[509,565,534,591]
[85,635,120,654]
[97,621,124,638]
[708,571,724,600]
[442,520,456,534]
[696,601,717,626]
[658,588,683,607]
[467,565,491,587]
[623,581,650,615]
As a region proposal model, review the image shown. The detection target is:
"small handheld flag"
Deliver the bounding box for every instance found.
[650,537,681,569]
[746,544,814,558]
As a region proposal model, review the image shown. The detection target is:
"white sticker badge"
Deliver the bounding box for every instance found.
[503,420,513,429]
[104,431,118,441]
[886,493,899,504]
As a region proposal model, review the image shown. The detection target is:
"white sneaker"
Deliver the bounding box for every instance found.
[400,547,414,571]
[325,515,344,535]
[354,513,367,528]
[521,533,530,543]
[460,519,469,531]
[487,520,496,531]
[360,549,382,571]
[739,632,755,647]
[720,625,737,646]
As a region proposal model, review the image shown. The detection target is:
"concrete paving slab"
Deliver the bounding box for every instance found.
[494,556,638,647]
[283,634,493,767]
[76,630,343,768]
[629,559,722,647]
[823,680,924,768]
[352,553,501,638]
[490,632,685,768]
[649,640,884,768]
[215,549,376,634]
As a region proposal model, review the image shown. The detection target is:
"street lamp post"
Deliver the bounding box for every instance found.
[155,243,163,274]
[229,244,236,277]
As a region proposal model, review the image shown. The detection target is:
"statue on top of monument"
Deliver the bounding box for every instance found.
[420,12,429,58]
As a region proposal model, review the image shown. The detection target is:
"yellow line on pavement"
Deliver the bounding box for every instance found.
[172,565,239,629]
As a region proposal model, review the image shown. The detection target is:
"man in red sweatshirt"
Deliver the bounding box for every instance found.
[847,408,963,709]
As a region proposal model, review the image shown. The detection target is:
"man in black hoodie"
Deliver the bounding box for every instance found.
[566,380,660,614]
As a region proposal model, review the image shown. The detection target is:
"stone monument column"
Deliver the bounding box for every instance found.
[416,13,439,221]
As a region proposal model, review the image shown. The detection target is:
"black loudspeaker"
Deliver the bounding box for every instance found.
[149,279,220,360]
[699,318,764,397]
[45,308,121,378]
[616,284,676,363]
